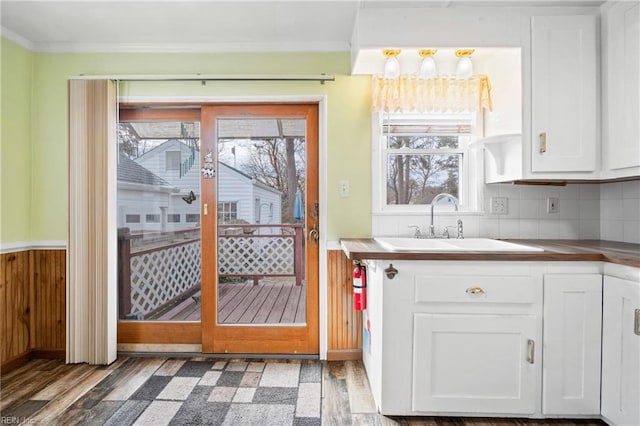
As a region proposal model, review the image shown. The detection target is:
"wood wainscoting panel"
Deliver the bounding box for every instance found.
[327,250,362,360]
[1,251,31,365]
[32,250,66,352]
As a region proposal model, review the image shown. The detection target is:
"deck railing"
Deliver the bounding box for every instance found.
[117,224,304,319]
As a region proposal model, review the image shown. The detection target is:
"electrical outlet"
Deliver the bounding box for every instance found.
[339,180,349,198]
[547,197,559,214]
[490,197,508,215]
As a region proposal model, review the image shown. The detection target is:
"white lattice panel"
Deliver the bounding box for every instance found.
[129,240,201,316]
[218,236,294,275]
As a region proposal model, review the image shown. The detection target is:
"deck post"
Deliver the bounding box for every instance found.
[294,225,304,285]
[117,227,132,319]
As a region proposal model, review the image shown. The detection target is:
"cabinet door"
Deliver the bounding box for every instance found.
[413,314,538,414]
[543,274,602,416]
[531,15,597,173]
[602,276,640,426]
[604,1,640,174]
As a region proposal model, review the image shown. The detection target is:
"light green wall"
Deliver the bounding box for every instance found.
[26,50,372,242]
[1,39,32,243]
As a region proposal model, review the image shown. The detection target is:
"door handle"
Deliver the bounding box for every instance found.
[308,223,319,244]
[526,339,535,364]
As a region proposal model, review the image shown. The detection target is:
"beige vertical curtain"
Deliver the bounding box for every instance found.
[372,74,493,113]
[67,79,118,365]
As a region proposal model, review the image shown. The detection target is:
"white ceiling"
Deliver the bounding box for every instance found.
[1,0,606,53]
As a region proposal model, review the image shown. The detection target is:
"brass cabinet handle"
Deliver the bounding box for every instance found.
[465,287,485,295]
[539,132,547,153]
[527,339,535,364]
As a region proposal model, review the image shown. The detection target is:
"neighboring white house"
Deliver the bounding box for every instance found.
[130,139,282,234]
[117,152,178,233]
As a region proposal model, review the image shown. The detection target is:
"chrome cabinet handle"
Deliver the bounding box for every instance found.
[466,287,485,295]
[527,339,535,364]
[308,224,319,244]
[539,132,547,154]
[635,309,640,337]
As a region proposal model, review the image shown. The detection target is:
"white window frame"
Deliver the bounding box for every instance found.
[372,111,483,214]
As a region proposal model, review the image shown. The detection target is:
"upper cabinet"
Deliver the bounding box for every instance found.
[602,1,640,179]
[530,15,598,175]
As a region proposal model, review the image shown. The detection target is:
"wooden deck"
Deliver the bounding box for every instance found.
[151,277,306,324]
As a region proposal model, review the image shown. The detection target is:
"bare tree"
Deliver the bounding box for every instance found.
[242,137,305,223]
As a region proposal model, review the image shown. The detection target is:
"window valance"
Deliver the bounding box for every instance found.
[372,75,493,113]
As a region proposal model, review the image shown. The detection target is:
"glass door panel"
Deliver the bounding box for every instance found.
[216,118,307,325]
[116,120,202,322]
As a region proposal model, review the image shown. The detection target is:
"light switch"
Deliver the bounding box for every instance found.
[339,180,349,198]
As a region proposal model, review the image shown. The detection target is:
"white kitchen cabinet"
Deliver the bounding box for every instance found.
[413,313,538,414]
[602,275,640,426]
[602,1,640,179]
[531,15,598,175]
[361,260,542,416]
[542,274,602,416]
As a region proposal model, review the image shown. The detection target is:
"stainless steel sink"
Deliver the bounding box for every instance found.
[374,237,544,252]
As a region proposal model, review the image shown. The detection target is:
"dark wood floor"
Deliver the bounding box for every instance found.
[152,278,306,324]
[0,357,607,425]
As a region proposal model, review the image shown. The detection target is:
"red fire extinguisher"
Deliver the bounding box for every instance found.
[353,261,367,311]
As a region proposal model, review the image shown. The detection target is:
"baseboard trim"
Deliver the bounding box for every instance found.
[1,352,32,373]
[31,349,65,360]
[326,349,362,361]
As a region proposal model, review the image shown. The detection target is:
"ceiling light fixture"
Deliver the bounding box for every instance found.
[455,49,475,79]
[417,49,438,79]
[383,49,401,79]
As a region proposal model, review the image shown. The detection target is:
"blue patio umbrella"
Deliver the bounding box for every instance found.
[293,190,304,221]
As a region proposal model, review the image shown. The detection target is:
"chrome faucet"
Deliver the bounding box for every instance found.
[429,193,459,238]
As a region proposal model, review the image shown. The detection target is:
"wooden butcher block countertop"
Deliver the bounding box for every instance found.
[339,239,640,268]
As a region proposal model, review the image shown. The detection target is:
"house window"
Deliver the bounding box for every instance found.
[165,151,181,171]
[146,214,160,223]
[167,214,180,223]
[218,202,238,223]
[186,214,200,223]
[126,214,141,223]
[375,112,474,211]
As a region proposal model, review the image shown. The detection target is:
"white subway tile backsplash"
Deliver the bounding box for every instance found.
[601,182,623,199]
[518,220,539,239]
[579,220,600,239]
[579,184,601,200]
[623,221,640,244]
[622,180,640,199]
[519,199,540,220]
[372,181,640,243]
[601,220,624,241]
[498,219,520,239]
[579,199,600,220]
[601,199,624,221]
[623,198,640,221]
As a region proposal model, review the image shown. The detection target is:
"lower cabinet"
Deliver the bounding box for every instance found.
[543,274,602,416]
[602,275,640,426]
[413,313,538,414]
[362,260,608,419]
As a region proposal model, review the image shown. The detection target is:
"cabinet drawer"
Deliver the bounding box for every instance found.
[414,275,535,304]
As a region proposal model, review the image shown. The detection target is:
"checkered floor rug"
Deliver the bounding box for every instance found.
[103,359,322,426]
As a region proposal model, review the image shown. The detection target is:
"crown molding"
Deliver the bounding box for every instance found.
[1,26,35,51]
[5,38,350,54]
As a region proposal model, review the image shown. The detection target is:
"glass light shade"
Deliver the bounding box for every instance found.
[384,56,401,79]
[418,56,437,79]
[456,56,473,79]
